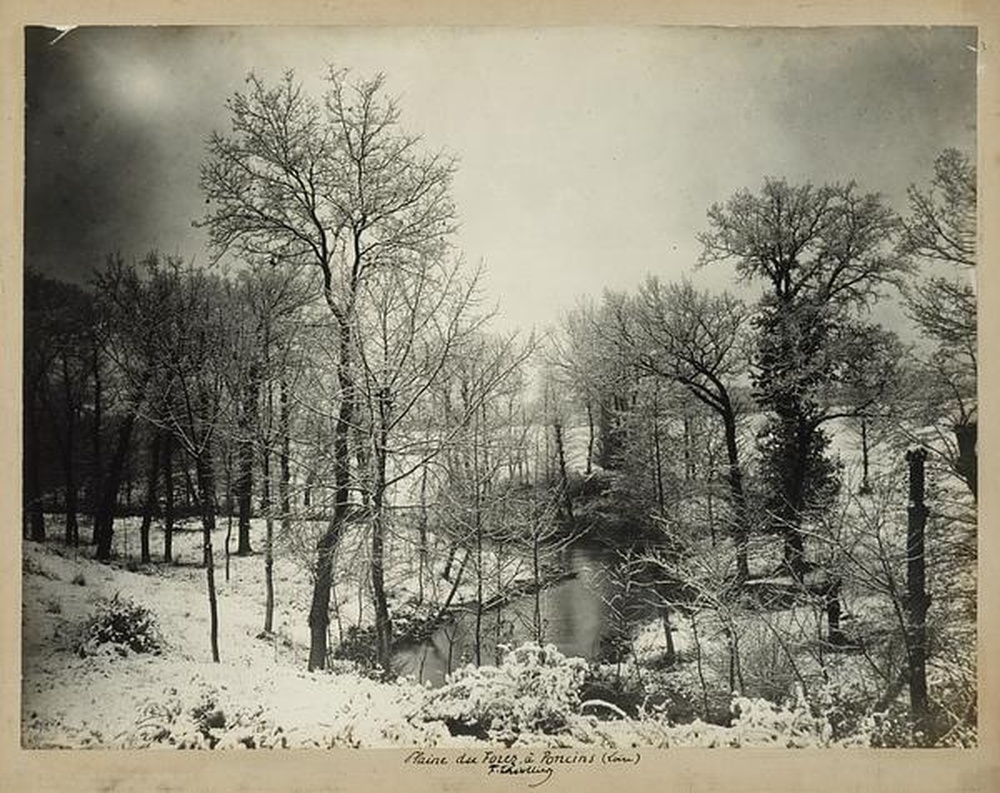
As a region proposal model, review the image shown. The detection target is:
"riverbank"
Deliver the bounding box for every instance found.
[21,537,850,749]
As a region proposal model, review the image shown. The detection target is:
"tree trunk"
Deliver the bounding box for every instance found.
[90,343,103,542]
[905,448,929,727]
[95,410,141,561]
[954,421,977,500]
[262,379,275,635]
[279,379,291,534]
[123,443,133,509]
[553,419,574,526]
[139,431,162,564]
[585,402,594,476]
[683,412,694,481]
[825,577,845,647]
[473,414,484,667]
[163,431,174,563]
[183,466,196,509]
[721,410,750,583]
[24,387,45,542]
[434,550,468,627]
[661,606,676,665]
[236,369,260,556]
[308,318,354,671]
[417,465,428,605]
[443,542,457,582]
[859,418,872,494]
[371,496,392,672]
[779,420,811,581]
[235,431,255,555]
[61,354,79,545]
[371,393,393,674]
[197,448,220,663]
[262,449,275,636]
[533,529,542,644]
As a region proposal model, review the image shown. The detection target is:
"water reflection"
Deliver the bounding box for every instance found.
[393,545,617,686]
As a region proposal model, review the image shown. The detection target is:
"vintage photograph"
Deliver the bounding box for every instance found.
[21,25,977,751]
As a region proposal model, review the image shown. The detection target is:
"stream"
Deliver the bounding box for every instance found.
[392,544,631,686]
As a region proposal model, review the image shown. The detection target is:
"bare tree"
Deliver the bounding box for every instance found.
[606,279,753,583]
[200,69,457,669]
[899,149,977,498]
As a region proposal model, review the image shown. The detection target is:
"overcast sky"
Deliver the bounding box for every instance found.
[25,25,976,334]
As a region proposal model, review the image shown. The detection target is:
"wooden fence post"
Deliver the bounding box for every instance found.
[906,447,930,727]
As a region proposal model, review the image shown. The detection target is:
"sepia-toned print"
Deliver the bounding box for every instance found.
[21,25,976,751]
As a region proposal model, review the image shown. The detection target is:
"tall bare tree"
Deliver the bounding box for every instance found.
[605,279,753,582]
[199,69,457,669]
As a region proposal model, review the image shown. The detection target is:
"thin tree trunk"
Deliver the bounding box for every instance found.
[585,402,594,476]
[661,606,676,664]
[184,466,196,509]
[371,495,392,672]
[553,419,574,526]
[691,612,710,720]
[25,387,45,541]
[262,379,275,635]
[90,342,103,542]
[279,379,291,534]
[859,418,872,494]
[61,353,79,545]
[473,416,484,667]
[123,444,133,509]
[224,459,232,583]
[652,414,665,513]
[825,578,845,646]
[95,410,141,560]
[683,412,693,481]
[371,391,393,673]
[139,431,162,564]
[236,369,260,556]
[417,464,428,605]
[163,431,174,563]
[434,549,468,626]
[722,411,749,583]
[262,447,275,634]
[197,448,220,663]
[707,451,717,547]
[235,432,255,555]
[533,529,542,644]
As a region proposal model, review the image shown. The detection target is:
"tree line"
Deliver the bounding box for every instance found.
[24,67,976,700]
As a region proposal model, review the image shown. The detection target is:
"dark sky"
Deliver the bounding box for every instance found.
[24,26,977,333]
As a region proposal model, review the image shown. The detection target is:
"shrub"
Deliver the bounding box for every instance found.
[419,642,588,742]
[332,625,378,672]
[76,594,163,657]
[726,691,832,747]
[71,572,86,586]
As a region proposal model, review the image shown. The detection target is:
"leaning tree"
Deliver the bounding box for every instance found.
[199,69,457,670]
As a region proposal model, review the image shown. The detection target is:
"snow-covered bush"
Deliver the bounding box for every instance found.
[127,688,288,749]
[726,690,832,747]
[76,593,163,657]
[419,643,588,742]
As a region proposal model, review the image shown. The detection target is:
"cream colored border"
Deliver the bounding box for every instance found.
[2,2,998,792]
